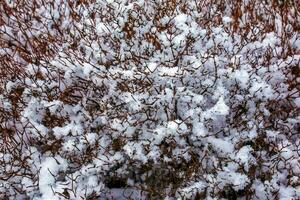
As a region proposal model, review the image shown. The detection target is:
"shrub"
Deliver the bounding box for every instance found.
[0,0,299,199]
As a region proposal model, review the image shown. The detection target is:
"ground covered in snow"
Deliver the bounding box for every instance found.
[0,0,300,199]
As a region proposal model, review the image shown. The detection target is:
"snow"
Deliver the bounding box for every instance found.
[207,137,234,154]
[235,146,255,170]
[222,16,232,24]
[231,69,249,88]
[217,171,249,190]
[39,157,68,200]
[193,121,207,137]
[109,188,147,200]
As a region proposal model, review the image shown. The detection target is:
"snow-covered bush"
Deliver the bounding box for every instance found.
[0,0,299,199]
